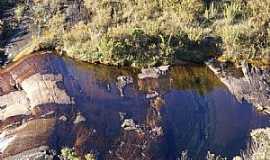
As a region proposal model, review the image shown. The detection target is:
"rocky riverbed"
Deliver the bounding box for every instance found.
[206,59,270,114]
[0,52,269,159]
[0,53,171,159]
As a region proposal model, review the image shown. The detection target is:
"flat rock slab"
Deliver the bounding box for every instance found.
[0,53,78,158]
[21,73,71,108]
[0,53,73,121]
[0,91,30,121]
[1,118,56,158]
[0,53,164,159]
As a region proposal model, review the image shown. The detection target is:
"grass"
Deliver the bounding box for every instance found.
[177,150,227,160]
[7,0,270,67]
[20,0,211,67]
[61,147,97,160]
[223,1,242,24]
[241,128,270,160]
[178,127,270,160]
[14,4,26,22]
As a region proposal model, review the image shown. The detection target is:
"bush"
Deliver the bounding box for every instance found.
[32,12,65,50]
[247,0,270,28]
[241,128,270,160]
[14,4,26,22]
[63,24,176,67]
[15,0,270,66]
[61,148,80,160]
[61,148,97,160]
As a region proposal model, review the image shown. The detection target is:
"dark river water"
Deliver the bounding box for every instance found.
[0,54,269,159]
[62,57,270,159]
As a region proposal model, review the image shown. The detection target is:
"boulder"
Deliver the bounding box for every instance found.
[138,65,170,79]
[0,20,3,40]
[116,75,133,97]
[206,59,270,113]
[121,119,138,131]
[73,112,86,124]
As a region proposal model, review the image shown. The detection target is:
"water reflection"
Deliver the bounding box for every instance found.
[0,54,269,159]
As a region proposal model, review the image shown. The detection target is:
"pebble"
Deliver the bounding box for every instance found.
[73,112,86,124]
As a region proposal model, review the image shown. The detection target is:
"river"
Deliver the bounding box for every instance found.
[0,53,269,159]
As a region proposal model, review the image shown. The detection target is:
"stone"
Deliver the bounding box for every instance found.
[0,91,31,120]
[0,118,56,158]
[116,75,133,97]
[151,126,164,137]
[0,53,80,158]
[138,68,160,79]
[158,65,170,75]
[40,111,55,118]
[233,156,243,160]
[146,91,159,99]
[119,112,126,121]
[206,59,270,113]
[21,73,72,107]
[117,76,133,86]
[121,119,137,131]
[0,20,3,40]
[73,112,86,124]
[4,146,55,160]
[138,65,170,80]
[151,97,165,112]
[59,115,68,122]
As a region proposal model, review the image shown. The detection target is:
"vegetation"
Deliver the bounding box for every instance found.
[241,128,270,160]
[7,0,270,67]
[176,128,270,160]
[61,148,97,160]
[14,4,26,22]
[178,150,227,160]
[0,0,15,65]
[177,128,270,160]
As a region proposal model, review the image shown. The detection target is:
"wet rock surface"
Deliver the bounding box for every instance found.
[206,59,270,114]
[138,65,170,79]
[0,20,3,40]
[0,2,32,64]
[0,53,269,159]
[0,0,91,67]
[116,75,133,97]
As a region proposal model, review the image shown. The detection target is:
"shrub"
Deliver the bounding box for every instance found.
[85,153,97,160]
[33,12,65,50]
[61,148,97,160]
[241,128,270,160]
[61,148,80,160]
[63,22,102,63]
[15,0,269,66]
[14,4,26,22]
[247,0,270,28]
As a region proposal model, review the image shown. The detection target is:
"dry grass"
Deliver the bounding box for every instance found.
[13,0,270,66]
[241,128,270,160]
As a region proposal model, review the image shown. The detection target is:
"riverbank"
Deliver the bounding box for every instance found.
[0,0,269,68]
[206,59,270,114]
